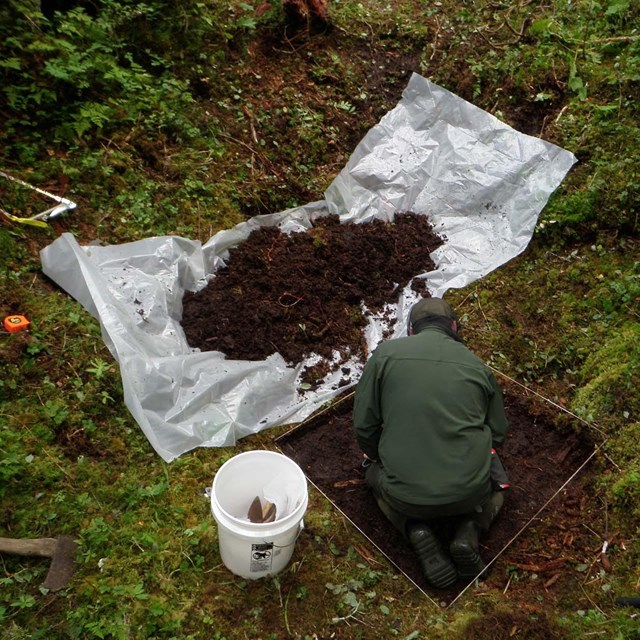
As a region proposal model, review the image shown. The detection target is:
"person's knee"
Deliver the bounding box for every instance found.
[490,490,504,516]
[475,491,504,531]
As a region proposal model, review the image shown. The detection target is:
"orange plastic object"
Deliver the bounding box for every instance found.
[3,315,30,333]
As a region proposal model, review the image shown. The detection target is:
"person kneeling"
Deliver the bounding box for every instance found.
[353,297,509,588]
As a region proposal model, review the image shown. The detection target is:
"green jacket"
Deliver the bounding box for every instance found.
[353,326,508,506]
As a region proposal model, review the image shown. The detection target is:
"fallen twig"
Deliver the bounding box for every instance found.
[218,132,283,179]
[353,543,383,566]
[331,603,360,625]
[544,573,561,588]
[602,453,621,471]
[332,478,366,488]
[580,581,606,615]
[513,558,567,573]
[430,16,441,61]
[590,35,639,44]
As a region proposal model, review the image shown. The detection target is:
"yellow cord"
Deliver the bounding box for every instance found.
[0,209,49,229]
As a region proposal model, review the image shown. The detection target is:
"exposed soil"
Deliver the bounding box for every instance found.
[181,213,443,385]
[458,608,570,640]
[276,383,601,605]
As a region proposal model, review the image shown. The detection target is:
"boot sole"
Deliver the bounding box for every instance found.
[450,541,486,580]
[409,527,458,589]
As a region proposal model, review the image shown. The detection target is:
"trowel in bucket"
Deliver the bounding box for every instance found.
[247,496,277,523]
[0,535,78,591]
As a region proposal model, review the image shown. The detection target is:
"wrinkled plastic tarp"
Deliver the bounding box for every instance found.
[41,74,576,461]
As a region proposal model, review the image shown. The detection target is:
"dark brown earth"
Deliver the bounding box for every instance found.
[460,609,570,640]
[181,213,443,384]
[276,382,601,605]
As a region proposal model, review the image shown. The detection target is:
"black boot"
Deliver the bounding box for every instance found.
[408,524,458,589]
[449,520,486,580]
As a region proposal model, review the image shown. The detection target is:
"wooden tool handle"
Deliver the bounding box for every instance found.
[0,537,58,557]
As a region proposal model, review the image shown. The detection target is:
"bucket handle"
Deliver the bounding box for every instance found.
[266,520,304,549]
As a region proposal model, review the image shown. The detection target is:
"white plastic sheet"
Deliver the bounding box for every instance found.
[41,74,576,461]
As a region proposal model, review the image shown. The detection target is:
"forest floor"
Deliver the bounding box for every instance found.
[1,2,638,639]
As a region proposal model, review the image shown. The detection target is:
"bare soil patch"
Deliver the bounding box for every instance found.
[276,383,600,605]
[458,608,570,639]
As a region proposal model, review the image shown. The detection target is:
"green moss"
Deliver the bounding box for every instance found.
[599,422,640,521]
[572,323,640,426]
[0,230,19,270]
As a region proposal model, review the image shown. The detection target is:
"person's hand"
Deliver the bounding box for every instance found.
[361,453,377,468]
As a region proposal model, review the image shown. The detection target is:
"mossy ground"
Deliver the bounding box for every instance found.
[1,1,639,638]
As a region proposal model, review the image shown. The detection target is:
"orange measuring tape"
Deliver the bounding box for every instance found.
[3,315,31,333]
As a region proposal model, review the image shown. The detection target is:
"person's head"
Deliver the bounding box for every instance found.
[408,297,458,337]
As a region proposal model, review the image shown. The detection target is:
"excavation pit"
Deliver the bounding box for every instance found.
[275,376,603,606]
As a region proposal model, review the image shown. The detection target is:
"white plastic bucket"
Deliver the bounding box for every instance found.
[211,450,308,579]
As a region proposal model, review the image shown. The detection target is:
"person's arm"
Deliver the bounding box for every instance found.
[486,372,509,447]
[352,352,383,461]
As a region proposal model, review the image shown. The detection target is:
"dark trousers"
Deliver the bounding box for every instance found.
[365,462,504,539]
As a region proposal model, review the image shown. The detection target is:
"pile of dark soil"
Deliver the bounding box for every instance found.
[181,213,443,381]
[276,384,599,604]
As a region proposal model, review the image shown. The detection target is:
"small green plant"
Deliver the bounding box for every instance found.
[86,358,112,380]
[331,100,356,113]
[42,399,69,426]
[326,579,361,616]
[10,594,36,610]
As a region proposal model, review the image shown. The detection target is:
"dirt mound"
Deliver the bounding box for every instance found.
[181,213,444,374]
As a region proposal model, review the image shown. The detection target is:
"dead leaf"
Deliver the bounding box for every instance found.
[544,573,561,588]
[353,544,380,565]
[332,478,366,488]
[513,558,567,573]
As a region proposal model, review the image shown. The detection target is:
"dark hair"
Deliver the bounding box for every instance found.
[411,315,462,342]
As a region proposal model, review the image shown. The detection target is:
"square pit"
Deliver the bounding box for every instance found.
[275,374,604,606]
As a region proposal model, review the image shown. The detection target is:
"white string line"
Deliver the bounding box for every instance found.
[447,442,605,608]
[0,170,72,205]
[488,365,608,438]
[289,472,441,608]
[277,373,608,608]
[0,170,77,221]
